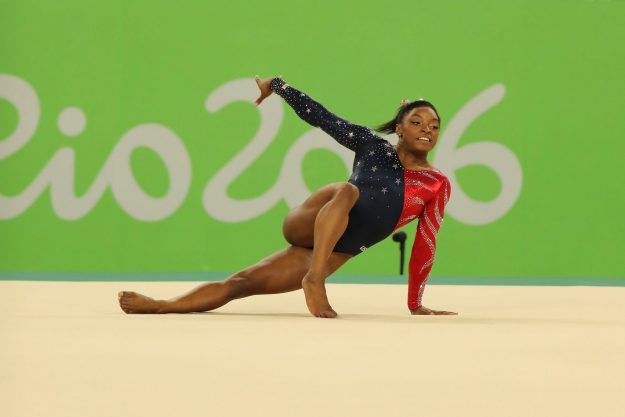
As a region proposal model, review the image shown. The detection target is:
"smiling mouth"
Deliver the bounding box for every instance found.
[417,137,431,142]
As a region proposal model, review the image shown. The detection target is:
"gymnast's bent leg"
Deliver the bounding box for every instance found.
[117,246,352,314]
[282,182,360,318]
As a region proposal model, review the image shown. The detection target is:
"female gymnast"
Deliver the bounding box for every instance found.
[117,75,458,318]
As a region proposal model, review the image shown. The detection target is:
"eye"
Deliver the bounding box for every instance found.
[412,121,421,125]
[431,125,439,130]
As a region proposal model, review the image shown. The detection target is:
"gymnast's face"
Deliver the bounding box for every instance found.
[396,107,440,152]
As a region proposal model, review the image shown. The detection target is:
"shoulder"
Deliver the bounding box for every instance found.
[426,169,451,199]
[422,167,449,182]
[437,171,451,187]
[436,173,451,202]
[430,168,450,184]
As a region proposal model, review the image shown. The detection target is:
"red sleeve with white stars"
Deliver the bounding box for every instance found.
[269,77,379,152]
[406,177,451,310]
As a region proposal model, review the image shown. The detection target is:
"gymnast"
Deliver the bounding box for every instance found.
[118,75,457,318]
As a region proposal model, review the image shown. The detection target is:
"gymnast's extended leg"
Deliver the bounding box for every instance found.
[117,246,352,315]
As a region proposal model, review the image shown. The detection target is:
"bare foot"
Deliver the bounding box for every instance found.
[301,273,337,318]
[118,291,164,314]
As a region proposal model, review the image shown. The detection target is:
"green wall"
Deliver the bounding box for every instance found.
[1,0,624,280]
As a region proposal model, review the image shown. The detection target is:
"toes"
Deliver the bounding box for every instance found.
[119,291,137,299]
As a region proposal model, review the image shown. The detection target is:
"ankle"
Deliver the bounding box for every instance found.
[155,300,170,314]
[303,272,325,284]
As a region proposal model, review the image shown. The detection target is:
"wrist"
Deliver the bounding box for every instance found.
[269,76,284,92]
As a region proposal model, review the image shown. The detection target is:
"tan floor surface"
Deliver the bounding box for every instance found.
[1,281,624,417]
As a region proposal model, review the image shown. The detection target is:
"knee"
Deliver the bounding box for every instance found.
[336,182,360,203]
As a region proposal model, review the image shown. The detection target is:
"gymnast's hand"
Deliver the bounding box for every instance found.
[410,306,458,315]
[254,75,279,106]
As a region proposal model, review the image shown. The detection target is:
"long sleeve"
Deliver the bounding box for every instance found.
[406,178,451,310]
[269,77,378,152]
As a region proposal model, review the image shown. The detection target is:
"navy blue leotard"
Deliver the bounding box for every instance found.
[270,77,451,310]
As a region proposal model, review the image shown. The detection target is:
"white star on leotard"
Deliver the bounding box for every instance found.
[348,132,354,138]
[306,108,311,113]
[386,152,392,156]
[336,120,341,125]
[381,187,388,194]
[395,178,401,185]
[372,166,378,172]
[392,164,398,169]
[357,161,361,166]
[369,151,375,156]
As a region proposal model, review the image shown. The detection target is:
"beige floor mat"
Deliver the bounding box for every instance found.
[1,281,624,417]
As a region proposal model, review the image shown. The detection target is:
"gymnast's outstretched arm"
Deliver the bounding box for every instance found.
[255,75,380,152]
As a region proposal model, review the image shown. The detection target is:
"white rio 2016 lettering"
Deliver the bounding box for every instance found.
[0,74,522,225]
[432,84,523,225]
[0,74,191,221]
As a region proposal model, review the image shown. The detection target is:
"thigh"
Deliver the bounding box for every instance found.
[282,182,353,247]
[229,246,352,297]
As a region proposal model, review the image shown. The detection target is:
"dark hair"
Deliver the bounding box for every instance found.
[374,100,441,134]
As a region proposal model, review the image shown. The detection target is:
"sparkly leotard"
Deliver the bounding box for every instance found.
[270,77,451,310]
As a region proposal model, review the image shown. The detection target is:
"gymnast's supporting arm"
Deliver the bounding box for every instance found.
[407,178,457,315]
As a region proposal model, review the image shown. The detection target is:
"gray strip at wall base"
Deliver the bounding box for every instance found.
[0,272,624,286]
